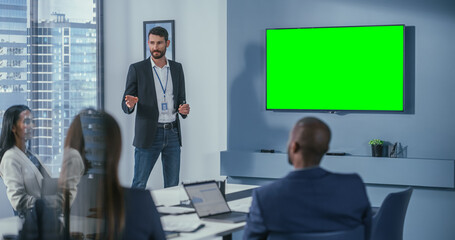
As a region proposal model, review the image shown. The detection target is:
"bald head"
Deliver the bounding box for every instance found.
[288,117,331,169]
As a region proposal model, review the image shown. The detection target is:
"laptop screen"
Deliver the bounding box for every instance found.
[184,181,231,217]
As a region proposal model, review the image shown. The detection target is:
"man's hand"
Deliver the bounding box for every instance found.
[125,95,139,109]
[178,104,190,115]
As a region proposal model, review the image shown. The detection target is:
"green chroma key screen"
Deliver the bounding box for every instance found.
[266,25,404,111]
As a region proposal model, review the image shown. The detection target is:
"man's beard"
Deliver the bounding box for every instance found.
[151,49,166,59]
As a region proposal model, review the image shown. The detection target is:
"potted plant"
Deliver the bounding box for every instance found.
[369,139,383,157]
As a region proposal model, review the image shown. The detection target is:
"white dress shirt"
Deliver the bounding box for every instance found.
[150,58,176,123]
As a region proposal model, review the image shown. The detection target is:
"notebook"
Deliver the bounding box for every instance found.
[183,180,247,223]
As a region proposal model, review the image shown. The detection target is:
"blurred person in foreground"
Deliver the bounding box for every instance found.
[243,117,372,240]
[59,110,165,240]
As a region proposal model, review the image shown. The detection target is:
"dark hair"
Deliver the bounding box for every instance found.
[0,105,31,162]
[99,111,124,239]
[64,114,90,174]
[148,26,169,42]
[64,110,124,239]
[294,117,331,164]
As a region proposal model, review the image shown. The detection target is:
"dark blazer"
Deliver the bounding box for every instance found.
[243,167,372,240]
[122,188,166,240]
[122,58,187,148]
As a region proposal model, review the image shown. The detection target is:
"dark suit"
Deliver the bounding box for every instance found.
[243,167,372,240]
[122,188,166,240]
[121,57,186,147]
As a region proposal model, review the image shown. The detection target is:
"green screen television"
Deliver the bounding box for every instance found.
[266,25,405,111]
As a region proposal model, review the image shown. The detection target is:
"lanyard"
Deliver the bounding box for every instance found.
[153,66,169,97]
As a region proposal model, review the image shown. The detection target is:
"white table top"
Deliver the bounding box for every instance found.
[0,184,258,240]
[153,183,256,240]
[0,216,21,236]
[151,183,256,206]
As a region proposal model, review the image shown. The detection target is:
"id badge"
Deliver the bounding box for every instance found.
[161,102,169,113]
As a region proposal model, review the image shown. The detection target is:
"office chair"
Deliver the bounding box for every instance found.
[19,199,63,240]
[267,224,365,240]
[371,187,413,240]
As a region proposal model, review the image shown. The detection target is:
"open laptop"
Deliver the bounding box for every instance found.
[183,180,247,223]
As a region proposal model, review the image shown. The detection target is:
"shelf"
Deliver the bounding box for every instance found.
[220,151,455,188]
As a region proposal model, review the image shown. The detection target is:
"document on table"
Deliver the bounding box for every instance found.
[157,206,195,215]
[228,197,252,213]
[161,215,205,232]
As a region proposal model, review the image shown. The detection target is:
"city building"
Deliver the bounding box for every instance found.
[28,12,97,174]
[0,0,28,121]
[0,0,98,175]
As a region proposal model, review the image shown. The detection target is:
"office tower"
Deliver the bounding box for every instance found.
[0,0,100,175]
[27,11,97,174]
[0,0,28,123]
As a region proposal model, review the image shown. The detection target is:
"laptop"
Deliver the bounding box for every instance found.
[183,180,247,223]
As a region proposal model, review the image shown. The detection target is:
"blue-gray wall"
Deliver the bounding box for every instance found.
[228,0,455,158]
[226,0,455,239]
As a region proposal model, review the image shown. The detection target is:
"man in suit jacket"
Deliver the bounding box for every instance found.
[243,117,372,240]
[122,26,190,188]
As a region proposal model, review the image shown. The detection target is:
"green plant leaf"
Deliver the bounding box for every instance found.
[369,139,383,145]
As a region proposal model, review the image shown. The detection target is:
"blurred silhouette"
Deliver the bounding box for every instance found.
[228,43,289,152]
[59,109,165,240]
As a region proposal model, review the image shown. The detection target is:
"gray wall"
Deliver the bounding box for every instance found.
[226,0,455,239]
[227,0,455,159]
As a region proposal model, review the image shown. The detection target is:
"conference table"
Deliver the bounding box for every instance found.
[154,183,257,240]
[0,183,257,240]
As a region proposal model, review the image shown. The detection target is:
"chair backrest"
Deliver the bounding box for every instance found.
[371,187,413,240]
[267,224,365,240]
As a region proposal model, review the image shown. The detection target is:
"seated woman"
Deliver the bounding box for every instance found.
[0,105,50,214]
[60,110,165,240]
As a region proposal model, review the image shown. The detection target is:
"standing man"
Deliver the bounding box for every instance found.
[243,117,372,240]
[122,26,190,189]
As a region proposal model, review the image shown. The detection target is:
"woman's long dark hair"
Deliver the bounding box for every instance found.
[0,105,31,162]
[99,112,124,239]
[64,114,89,174]
[66,110,124,239]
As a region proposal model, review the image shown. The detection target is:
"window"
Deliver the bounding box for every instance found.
[0,0,103,176]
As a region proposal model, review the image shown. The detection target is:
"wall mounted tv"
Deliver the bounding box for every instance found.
[266,25,404,111]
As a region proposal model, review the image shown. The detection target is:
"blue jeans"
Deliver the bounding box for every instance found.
[131,127,181,189]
